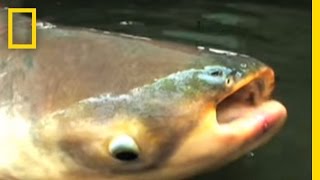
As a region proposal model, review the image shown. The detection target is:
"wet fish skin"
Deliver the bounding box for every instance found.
[0,10,287,180]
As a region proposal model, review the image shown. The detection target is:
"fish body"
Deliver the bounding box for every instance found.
[0,10,287,180]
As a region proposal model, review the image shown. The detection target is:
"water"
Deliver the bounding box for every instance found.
[7,1,311,179]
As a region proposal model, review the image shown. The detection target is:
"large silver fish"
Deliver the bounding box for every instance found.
[0,10,287,180]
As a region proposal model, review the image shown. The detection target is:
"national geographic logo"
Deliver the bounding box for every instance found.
[7,8,37,49]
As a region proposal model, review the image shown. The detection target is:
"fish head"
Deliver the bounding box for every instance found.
[33,54,287,180]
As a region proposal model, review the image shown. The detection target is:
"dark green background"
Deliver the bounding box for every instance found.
[3,0,311,179]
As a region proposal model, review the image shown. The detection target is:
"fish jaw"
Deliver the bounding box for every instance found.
[140,100,285,180]
[145,67,287,179]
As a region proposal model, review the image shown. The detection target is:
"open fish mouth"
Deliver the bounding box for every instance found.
[217,67,275,124]
[215,67,286,140]
[157,65,287,180]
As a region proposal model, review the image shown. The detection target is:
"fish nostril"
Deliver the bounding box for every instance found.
[225,77,234,87]
[210,70,223,77]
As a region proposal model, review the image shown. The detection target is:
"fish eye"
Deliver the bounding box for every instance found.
[109,135,140,161]
[225,77,234,87]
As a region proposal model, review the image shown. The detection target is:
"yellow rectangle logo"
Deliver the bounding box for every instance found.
[8,8,37,49]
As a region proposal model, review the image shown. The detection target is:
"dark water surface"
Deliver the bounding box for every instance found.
[8,0,311,179]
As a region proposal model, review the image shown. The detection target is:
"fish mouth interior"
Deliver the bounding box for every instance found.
[216,69,274,124]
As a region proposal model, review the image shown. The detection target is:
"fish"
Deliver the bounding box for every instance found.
[0,9,287,180]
